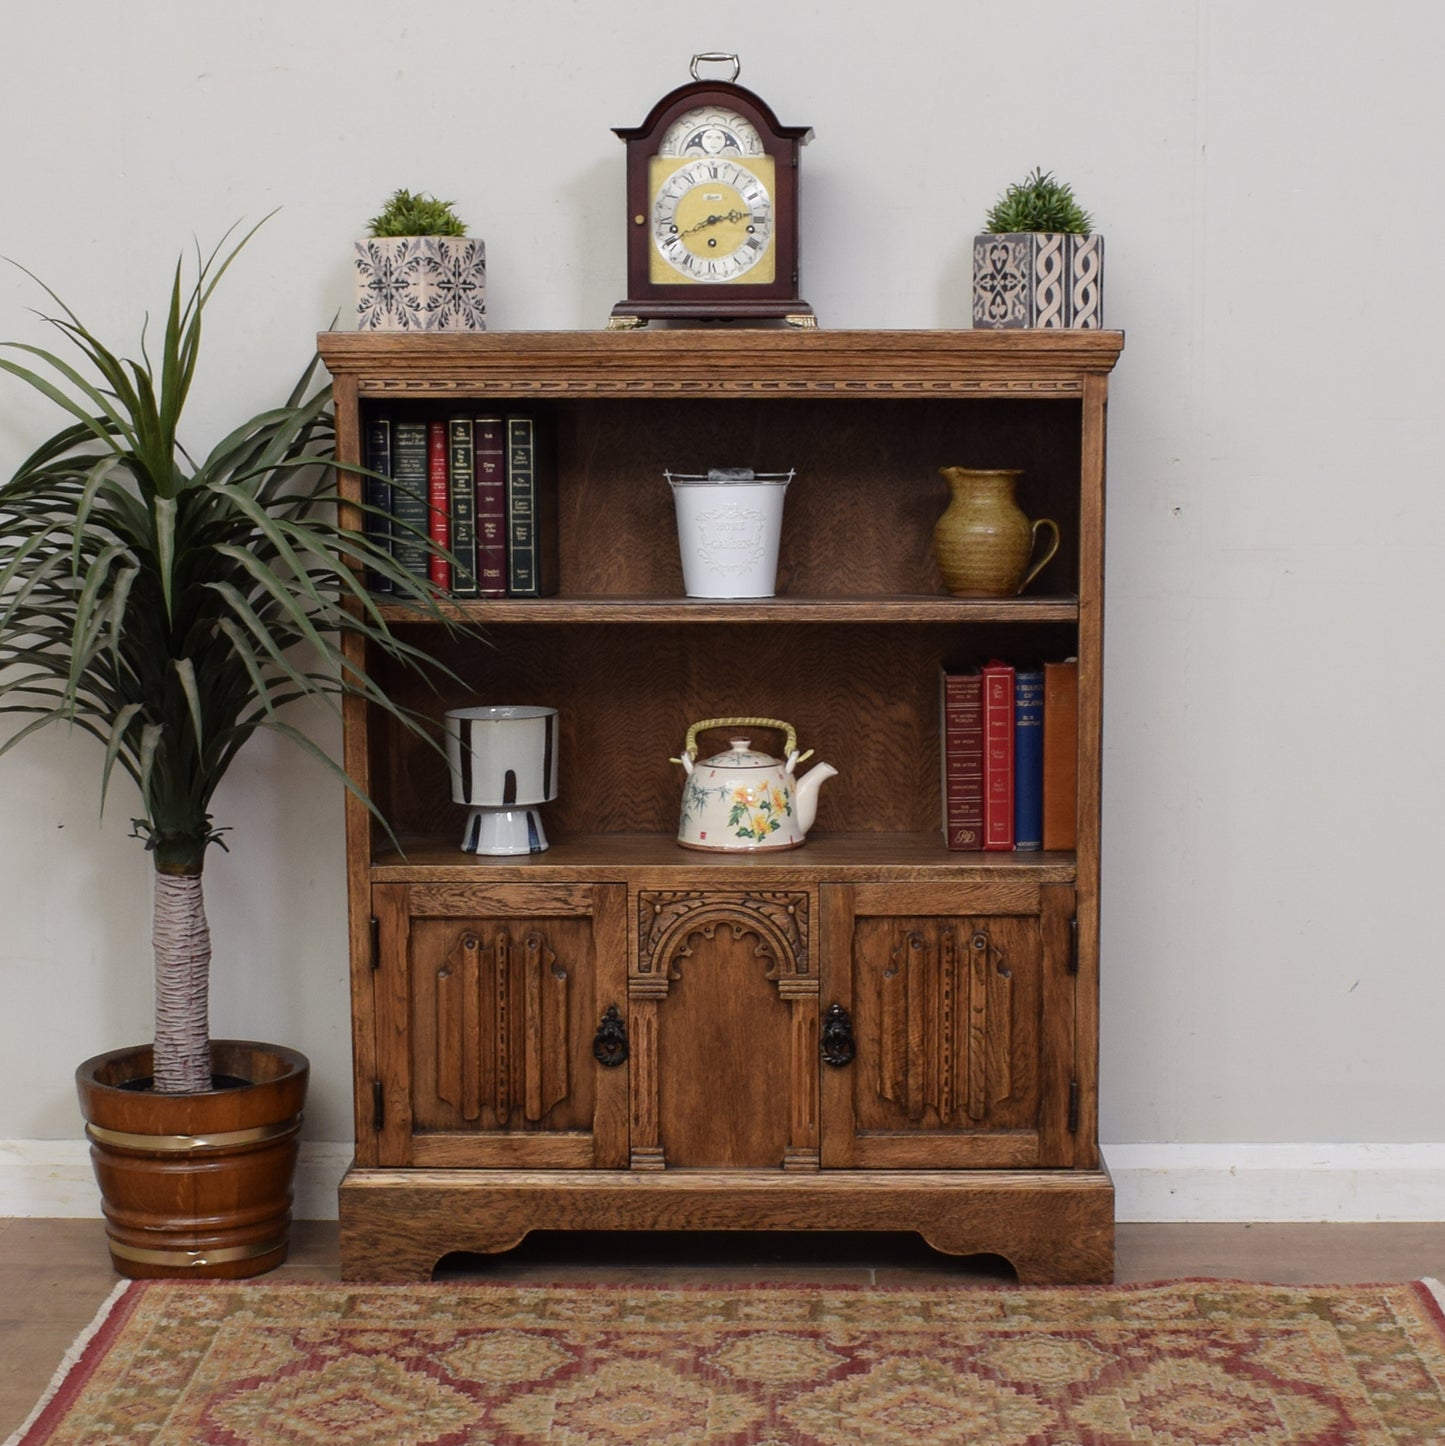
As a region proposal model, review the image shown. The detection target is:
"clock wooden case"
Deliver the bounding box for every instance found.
[318,326,1123,1284]
[611,60,814,328]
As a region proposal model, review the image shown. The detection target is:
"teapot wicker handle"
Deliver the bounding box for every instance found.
[685,717,796,760]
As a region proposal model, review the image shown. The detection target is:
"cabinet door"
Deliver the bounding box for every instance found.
[372,882,628,1169]
[820,881,1076,1169]
[632,889,818,1171]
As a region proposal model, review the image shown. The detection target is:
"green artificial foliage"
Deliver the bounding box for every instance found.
[984,168,1094,235]
[367,188,468,237]
[0,216,457,1091]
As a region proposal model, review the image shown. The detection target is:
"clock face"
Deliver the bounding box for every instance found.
[656,106,765,159]
[649,155,776,284]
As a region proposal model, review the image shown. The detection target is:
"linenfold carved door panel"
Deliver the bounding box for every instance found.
[820,881,1076,1168]
[371,882,628,1169]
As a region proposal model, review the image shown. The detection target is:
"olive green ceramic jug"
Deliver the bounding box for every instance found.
[932,467,1059,597]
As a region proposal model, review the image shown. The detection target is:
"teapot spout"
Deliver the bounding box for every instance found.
[793,761,837,835]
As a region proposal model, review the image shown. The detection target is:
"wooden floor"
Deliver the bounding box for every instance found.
[3,1217,1443,1438]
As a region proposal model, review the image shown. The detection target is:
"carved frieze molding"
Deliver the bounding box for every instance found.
[359,377,1083,398]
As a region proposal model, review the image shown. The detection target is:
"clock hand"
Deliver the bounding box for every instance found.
[679,208,750,237]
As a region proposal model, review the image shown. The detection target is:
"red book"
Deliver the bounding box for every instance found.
[474,415,507,598]
[940,667,983,851]
[982,660,1016,851]
[1042,658,1079,851]
[427,420,451,592]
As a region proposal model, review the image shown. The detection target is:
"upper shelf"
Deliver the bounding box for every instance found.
[317,328,1125,400]
[378,594,1080,625]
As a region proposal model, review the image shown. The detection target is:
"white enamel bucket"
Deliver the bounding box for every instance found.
[667,469,793,598]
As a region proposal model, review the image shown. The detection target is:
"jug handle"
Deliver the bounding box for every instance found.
[1019,519,1060,594]
[684,716,797,761]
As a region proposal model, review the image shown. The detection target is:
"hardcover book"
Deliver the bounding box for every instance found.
[505,414,559,598]
[1013,665,1045,851]
[982,659,1016,851]
[1042,658,1080,851]
[362,414,393,593]
[447,416,478,598]
[940,667,984,851]
[474,415,508,598]
[427,420,451,593]
[389,418,431,584]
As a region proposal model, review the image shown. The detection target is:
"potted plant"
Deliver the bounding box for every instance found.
[972,168,1104,329]
[0,220,451,1277]
[354,187,487,332]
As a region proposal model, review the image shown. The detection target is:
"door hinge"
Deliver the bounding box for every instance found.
[372,1079,385,1133]
[1067,1080,1080,1135]
[1067,916,1079,975]
[369,915,381,971]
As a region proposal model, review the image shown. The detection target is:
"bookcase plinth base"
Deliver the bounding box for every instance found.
[337,1165,1115,1284]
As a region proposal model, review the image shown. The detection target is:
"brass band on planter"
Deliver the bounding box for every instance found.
[108,1237,287,1269]
[85,1117,302,1153]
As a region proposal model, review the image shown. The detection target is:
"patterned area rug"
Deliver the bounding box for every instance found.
[8,1278,1445,1445]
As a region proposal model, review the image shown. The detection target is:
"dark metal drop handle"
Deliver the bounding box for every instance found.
[820,1003,856,1068]
[593,1004,629,1068]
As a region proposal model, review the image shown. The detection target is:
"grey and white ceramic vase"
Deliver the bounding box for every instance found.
[354,236,487,331]
[444,705,558,855]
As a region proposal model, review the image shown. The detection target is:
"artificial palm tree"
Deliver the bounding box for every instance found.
[0,220,447,1095]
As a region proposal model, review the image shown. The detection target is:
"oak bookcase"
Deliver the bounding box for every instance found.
[317,327,1124,1282]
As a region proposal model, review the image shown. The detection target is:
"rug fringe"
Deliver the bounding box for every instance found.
[3,1280,133,1446]
[1423,1278,1445,1315]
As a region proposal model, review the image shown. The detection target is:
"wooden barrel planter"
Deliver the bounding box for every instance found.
[75,1039,308,1279]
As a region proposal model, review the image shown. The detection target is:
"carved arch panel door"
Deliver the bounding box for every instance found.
[819,881,1079,1169]
[371,881,629,1170]
[631,889,818,1172]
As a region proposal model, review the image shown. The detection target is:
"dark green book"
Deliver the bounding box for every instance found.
[362,414,393,594]
[390,419,431,584]
[504,414,558,597]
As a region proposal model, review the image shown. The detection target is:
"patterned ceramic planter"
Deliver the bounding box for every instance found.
[354,235,487,331]
[972,232,1104,329]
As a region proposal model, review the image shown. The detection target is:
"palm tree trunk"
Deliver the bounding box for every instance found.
[152,868,212,1094]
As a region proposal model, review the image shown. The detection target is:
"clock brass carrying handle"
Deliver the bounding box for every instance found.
[691,52,741,82]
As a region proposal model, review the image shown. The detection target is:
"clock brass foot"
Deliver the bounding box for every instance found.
[607,314,647,331]
[785,313,818,329]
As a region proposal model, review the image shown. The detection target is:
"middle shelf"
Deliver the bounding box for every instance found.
[371,832,1080,882]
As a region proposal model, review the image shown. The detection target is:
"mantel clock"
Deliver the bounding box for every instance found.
[610,54,815,329]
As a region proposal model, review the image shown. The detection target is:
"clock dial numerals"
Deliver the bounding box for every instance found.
[656,106,765,158]
[649,156,776,285]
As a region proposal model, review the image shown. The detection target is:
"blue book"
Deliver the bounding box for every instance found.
[1013,666,1045,851]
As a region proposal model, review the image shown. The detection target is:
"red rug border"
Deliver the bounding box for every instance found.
[8,1281,140,1446]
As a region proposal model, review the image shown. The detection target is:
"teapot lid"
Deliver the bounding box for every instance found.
[700,736,778,769]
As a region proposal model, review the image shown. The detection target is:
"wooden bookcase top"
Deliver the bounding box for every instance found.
[318,328,1124,396]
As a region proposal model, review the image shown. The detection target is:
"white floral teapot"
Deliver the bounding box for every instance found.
[673,717,837,851]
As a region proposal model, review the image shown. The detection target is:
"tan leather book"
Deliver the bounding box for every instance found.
[1042,659,1079,851]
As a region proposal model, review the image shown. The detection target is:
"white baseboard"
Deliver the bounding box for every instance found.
[0,1140,351,1222]
[3,1140,1443,1223]
[1106,1143,1445,1222]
